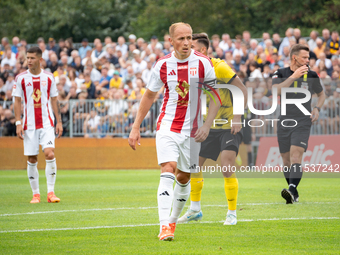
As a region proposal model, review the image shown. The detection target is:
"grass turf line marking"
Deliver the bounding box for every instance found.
[0,217,339,234]
[1,201,339,217]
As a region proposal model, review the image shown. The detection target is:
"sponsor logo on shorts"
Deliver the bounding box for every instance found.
[189,164,197,169]
[47,141,53,145]
[177,199,186,202]
[226,139,234,144]
[300,142,306,145]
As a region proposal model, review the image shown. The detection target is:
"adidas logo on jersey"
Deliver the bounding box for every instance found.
[168,70,176,76]
[27,82,32,87]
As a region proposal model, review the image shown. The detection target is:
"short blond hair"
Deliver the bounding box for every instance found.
[169,22,192,38]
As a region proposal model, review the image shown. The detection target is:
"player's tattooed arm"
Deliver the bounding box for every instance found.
[51,97,63,137]
[56,101,62,123]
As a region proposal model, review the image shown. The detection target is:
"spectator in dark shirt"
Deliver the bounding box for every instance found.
[294,28,301,43]
[47,38,59,53]
[47,53,59,73]
[272,33,281,50]
[73,56,84,74]
[57,39,66,59]
[1,108,15,136]
[106,46,119,65]
[83,72,96,99]
[327,31,340,56]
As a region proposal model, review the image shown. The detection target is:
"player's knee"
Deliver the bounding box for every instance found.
[160,163,175,174]
[176,171,190,184]
[290,151,303,164]
[28,156,38,164]
[45,150,55,160]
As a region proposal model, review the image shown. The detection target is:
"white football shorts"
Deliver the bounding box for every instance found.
[156,129,200,173]
[24,126,55,156]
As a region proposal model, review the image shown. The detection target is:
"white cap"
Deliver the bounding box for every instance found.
[132,49,140,55]
[129,34,137,40]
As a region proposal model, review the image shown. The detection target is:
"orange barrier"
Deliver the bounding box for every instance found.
[0,137,247,170]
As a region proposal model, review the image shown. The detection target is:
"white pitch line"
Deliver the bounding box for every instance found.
[0,217,339,234]
[1,201,339,217]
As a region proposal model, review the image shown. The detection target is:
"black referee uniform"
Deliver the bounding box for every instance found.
[272,67,323,201]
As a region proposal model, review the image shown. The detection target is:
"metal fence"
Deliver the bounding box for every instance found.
[68,99,162,138]
[1,97,340,138]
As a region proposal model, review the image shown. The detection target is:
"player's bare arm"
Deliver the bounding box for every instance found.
[51,97,63,138]
[14,96,24,140]
[311,90,326,123]
[128,89,157,150]
[195,89,220,143]
[230,77,247,135]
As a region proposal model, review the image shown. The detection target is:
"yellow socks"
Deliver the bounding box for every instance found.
[224,174,238,211]
[190,177,204,202]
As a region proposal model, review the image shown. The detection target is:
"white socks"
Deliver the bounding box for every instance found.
[190,201,201,212]
[157,173,175,231]
[27,161,39,195]
[45,158,57,193]
[169,180,191,224]
[228,210,237,216]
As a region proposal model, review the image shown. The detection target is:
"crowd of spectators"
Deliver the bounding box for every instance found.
[0,27,340,137]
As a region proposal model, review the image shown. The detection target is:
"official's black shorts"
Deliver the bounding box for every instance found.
[277,116,312,153]
[242,123,252,145]
[199,129,243,161]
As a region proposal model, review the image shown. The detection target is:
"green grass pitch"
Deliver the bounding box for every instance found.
[0,170,339,254]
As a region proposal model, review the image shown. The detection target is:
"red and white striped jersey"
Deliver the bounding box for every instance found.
[147,49,216,137]
[12,69,58,131]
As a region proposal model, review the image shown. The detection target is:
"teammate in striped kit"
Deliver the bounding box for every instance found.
[13,47,63,204]
[128,23,220,241]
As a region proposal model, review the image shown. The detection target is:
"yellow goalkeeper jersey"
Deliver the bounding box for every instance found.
[203,58,236,130]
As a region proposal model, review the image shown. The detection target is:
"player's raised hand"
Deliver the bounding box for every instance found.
[231,115,242,135]
[128,127,141,150]
[56,122,63,138]
[310,108,319,123]
[16,124,24,140]
[291,65,309,79]
[195,124,210,143]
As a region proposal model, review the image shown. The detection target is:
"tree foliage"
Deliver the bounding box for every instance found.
[0,0,144,42]
[133,0,340,39]
[0,0,339,43]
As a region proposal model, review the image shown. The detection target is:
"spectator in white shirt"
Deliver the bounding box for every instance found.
[85,63,101,86]
[91,43,105,64]
[308,30,319,51]
[279,28,294,56]
[116,36,128,58]
[248,39,258,55]
[142,61,153,86]
[0,48,16,70]
[147,35,163,52]
[233,39,244,58]
[218,33,230,52]
[249,61,263,81]
[132,49,147,74]
[316,52,332,69]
